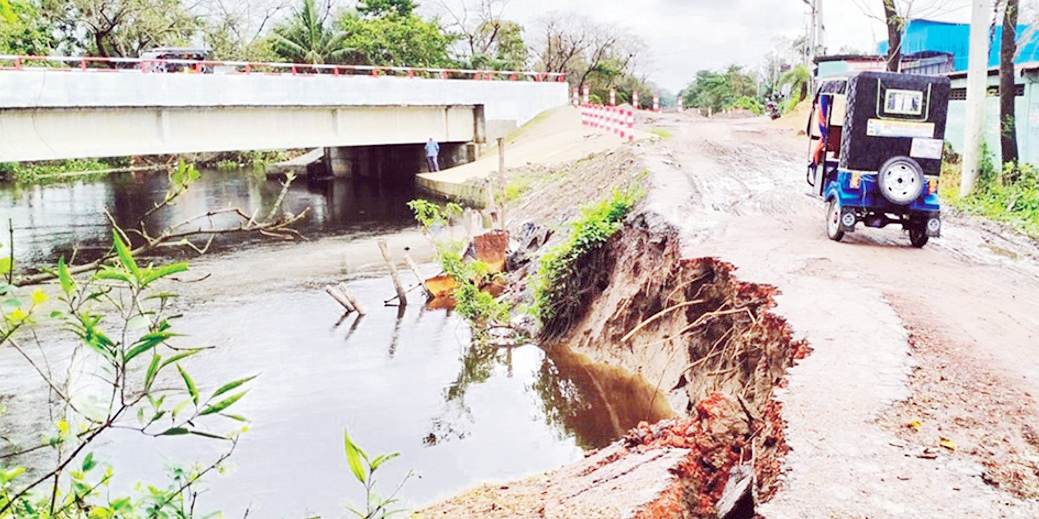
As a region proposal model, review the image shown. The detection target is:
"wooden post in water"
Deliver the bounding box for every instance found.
[379,240,408,305]
[325,285,355,312]
[337,282,366,315]
[402,251,429,295]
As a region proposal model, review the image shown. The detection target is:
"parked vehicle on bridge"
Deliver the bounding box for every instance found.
[139,47,211,73]
[805,71,951,248]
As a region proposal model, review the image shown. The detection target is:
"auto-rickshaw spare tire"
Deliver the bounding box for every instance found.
[877,156,924,205]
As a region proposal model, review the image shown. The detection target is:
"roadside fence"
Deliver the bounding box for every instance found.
[0,54,568,83]
[580,104,635,143]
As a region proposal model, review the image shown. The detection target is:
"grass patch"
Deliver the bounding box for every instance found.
[941,147,1039,239]
[0,158,125,184]
[649,128,673,140]
[532,185,645,330]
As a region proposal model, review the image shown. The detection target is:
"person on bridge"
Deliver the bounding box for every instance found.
[425,138,440,172]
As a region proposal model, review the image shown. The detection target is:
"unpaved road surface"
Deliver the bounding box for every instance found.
[639,111,1039,517]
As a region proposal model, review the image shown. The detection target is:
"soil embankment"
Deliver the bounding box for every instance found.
[418,107,1039,517]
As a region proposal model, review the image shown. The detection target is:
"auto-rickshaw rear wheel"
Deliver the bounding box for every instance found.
[908,226,929,248]
[826,199,845,242]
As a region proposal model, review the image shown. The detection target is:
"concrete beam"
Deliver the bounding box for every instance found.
[0,105,480,162]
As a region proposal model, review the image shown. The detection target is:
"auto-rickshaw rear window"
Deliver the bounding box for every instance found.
[884,89,924,115]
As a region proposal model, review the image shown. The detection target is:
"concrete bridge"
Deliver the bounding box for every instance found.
[0,56,569,177]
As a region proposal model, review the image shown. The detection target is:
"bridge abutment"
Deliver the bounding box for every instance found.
[323,142,478,180]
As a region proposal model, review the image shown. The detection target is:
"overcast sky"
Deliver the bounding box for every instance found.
[427,0,976,92]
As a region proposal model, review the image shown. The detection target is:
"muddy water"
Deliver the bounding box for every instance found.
[0,168,417,269]
[0,170,673,518]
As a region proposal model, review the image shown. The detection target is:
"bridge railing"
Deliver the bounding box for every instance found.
[0,54,567,82]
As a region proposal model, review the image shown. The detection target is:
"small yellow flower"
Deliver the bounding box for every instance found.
[31,288,49,306]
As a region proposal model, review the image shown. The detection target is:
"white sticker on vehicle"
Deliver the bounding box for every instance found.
[910,138,945,160]
[866,119,935,138]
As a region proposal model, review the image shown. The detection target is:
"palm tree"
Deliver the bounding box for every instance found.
[270,0,346,64]
[779,64,812,103]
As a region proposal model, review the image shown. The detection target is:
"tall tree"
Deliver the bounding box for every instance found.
[337,9,457,67]
[533,11,644,100]
[193,0,289,60]
[436,0,527,70]
[269,0,345,64]
[1000,0,1019,166]
[41,0,198,57]
[882,0,902,71]
[357,0,416,18]
[850,0,959,71]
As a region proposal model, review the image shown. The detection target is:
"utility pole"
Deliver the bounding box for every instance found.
[961,0,992,197]
[815,0,825,56]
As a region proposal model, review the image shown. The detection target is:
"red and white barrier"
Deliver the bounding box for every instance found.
[581,104,636,142]
[582,84,590,105]
[633,90,640,110]
[653,95,660,113]
[572,87,579,107]
[677,96,684,113]
[609,88,616,107]
[627,108,634,142]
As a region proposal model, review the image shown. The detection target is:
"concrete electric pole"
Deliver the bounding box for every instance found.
[961,0,993,197]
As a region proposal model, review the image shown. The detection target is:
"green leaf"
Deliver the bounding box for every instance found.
[199,391,247,416]
[82,452,96,472]
[369,452,400,472]
[141,261,189,285]
[0,257,10,276]
[344,428,368,484]
[111,229,140,281]
[124,324,175,363]
[189,429,229,440]
[177,364,198,405]
[144,354,161,390]
[160,349,200,369]
[93,268,133,285]
[1,466,25,484]
[211,375,257,398]
[159,427,189,436]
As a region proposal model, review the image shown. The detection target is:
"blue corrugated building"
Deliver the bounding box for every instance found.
[877,19,1039,71]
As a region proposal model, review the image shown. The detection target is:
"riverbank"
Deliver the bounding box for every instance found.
[413,111,808,516]
[414,106,1039,517]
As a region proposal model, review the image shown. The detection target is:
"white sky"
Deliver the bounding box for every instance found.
[426,0,976,92]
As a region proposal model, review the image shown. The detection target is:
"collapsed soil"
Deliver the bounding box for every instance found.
[417,140,812,516]
[421,107,1039,517]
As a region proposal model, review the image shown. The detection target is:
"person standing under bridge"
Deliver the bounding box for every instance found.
[425,138,440,172]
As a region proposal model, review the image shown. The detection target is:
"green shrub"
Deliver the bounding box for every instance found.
[532,186,642,326]
[942,144,1039,239]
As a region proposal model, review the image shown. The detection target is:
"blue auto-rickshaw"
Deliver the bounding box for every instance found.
[806,71,951,247]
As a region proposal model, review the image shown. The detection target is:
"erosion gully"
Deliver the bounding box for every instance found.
[0,168,673,518]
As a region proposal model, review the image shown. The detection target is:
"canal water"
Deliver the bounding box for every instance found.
[0,169,673,517]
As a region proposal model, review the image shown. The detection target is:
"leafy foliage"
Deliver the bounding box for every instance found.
[0,158,119,184]
[40,0,198,58]
[269,0,346,64]
[343,429,411,519]
[942,147,1039,239]
[357,0,416,19]
[337,11,458,68]
[0,233,252,518]
[0,0,54,55]
[532,186,642,326]
[682,66,759,115]
[407,200,509,329]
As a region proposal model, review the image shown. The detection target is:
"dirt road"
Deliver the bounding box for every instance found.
[640,111,1039,516]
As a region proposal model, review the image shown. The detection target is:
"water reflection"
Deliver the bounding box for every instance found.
[0,169,419,271]
[534,346,677,450]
